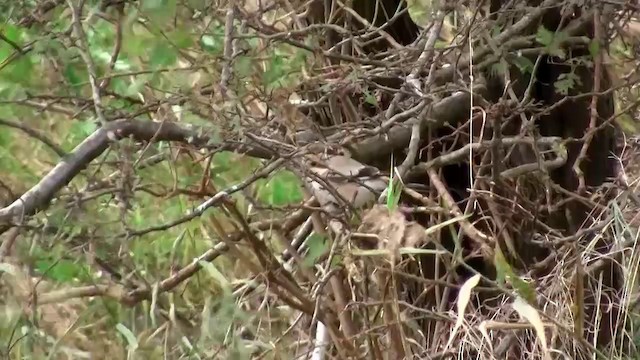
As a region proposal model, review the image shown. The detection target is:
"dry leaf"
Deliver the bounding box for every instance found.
[445,274,481,350]
[356,205,436,264]
[512,296,551,360]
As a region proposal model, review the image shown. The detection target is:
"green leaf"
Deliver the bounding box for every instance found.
[330,254,343,269]
[511,55,535,75]
[435,40,449,49]
[304,233,328,267]
[364,90,378,106]
[0,23,36,85]
[510,273,537,305]
[35,259,84,283]
[234,56,253,79]
[536,26,568,58]
[535,26,555,47]
[142,0,177,19]
[199,34,222,54]
[124,76,149,96]
[554,71,581,95]
[494,246,536,303]
[260,170,303,206]
[491,24,503,38]
[263,54,286,87]
[386,159,402,211]
[170,30,194,49]
[142,0,170,10]
[406,0,433,28]
[63,121,98,151]
[149,42,177,67]
[0,52,33,86]
[63,64,85,91]
[0,24,23,61]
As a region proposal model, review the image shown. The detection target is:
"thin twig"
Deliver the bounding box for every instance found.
[67,0,107,125]
[573,8,604,194]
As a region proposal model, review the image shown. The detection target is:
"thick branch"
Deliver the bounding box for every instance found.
[350,86,488,164]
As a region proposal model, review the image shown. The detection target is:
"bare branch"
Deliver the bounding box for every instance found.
[0,117,67,157]
[0,119,274,226]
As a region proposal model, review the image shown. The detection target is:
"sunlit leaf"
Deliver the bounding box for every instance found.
[0,24,22,61]
[424,214,470,237]
[406,0,433,28]
[513,297,550,360]
[199,34,223,54]
[199,261,231,293]
[116,323,139,352]
[0,263,18,275]
[445,274,481,349]
[350,247,446,256]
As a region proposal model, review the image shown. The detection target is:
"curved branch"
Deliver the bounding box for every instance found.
[0,117,67,157]
[350,87,489,164]
[0,119,273,226]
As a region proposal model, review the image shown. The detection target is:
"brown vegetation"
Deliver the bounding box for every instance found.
[1,0,640,359]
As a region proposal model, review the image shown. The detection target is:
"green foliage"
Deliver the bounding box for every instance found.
[142,0,178,21]
[0,24,33,88]
[63,121,98,151]
[34,258,91,283]
[510,55,535,75]
[200,34,224,54]
[494,246,536,304]
[386,161,402,212]
[588,39,601,59]
[363,89,378,106]
[0,1,638,358]
[303,233,328,268]
[258,170,303,206]
[536,26,568,59]
[149,42,178,67]
[406,0,433,28]
[554,70,581,95]
[262,45,308,90]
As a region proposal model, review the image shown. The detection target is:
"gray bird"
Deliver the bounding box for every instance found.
[303,154,387,212]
